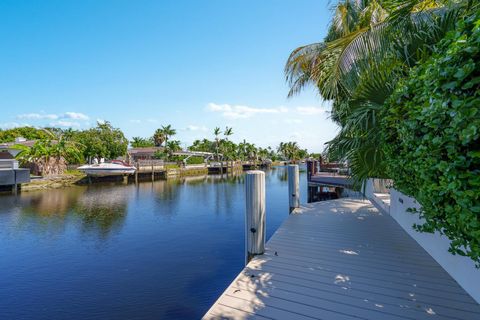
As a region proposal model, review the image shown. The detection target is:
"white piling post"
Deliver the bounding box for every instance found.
[288,165,300,213]
[245,170,266,264]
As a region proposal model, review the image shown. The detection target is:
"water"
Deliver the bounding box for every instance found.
[0,166,307,319]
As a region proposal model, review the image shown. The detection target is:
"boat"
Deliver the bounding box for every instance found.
[77,160,136,177]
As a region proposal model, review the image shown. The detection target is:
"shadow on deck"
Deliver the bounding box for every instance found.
[204,198,480,320]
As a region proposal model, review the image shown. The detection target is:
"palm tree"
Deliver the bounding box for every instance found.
[166,140,181,156]
[161,125,176,148]
[285,0,466,184]
[213,127,222,161]
[224,126,233,139]
[153,129,165,147]
[14,129,83,176]
[131,136,154,148]
[223,127,234,168]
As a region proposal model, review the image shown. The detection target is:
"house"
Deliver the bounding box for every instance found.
[126,147,164,162]
[0,137,36,159]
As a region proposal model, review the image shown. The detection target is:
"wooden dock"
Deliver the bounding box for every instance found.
[203,198,480,320]
[309,172,352,188]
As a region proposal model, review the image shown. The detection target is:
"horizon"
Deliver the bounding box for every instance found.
[0,0,338,152]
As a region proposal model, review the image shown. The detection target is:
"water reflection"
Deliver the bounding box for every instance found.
[7,185,129,238]
[0,166,307,320]
[73,185,129,237]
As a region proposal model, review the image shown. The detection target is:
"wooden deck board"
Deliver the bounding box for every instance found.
[203,199,480,320]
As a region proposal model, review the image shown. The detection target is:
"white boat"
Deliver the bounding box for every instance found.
[77,160,136,177]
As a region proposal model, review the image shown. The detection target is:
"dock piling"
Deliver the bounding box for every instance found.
[288,164,300,213]
[245,170,266,264]
[135,162,138,184]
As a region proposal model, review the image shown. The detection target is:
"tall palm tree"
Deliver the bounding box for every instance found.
[213,127,222,161]
[285,0,466,184]
[223,126,234,168]
[153,129,165,147]
[161,125,176,147]
[166,140,181,156]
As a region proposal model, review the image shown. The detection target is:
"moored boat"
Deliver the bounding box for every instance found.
[77,160,136,177]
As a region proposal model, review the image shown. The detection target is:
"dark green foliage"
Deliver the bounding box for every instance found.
[383,11,480,264]
[71,122,128,161]
[0,127,50,142]
[130,137,154,148]
[186,156,205,165]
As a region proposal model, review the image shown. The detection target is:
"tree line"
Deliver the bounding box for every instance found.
[0,122,312,173]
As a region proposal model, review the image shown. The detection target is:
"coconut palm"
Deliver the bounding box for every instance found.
[131,136,154,148]
[222,127,234,168]
[161,125,176,147]
[14,129,83,176]
[153,129,165,147]
[213,127,222,161]
[285,0,468,184]
[165,140,181,156]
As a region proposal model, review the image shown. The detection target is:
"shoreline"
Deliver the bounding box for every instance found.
[9,163,287,194]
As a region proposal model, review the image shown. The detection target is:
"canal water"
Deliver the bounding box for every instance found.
[0,166,307,320]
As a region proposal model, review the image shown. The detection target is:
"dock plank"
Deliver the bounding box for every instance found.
[203,199,480,320]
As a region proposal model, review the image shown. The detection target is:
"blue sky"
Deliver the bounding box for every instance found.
[0,0,338,152]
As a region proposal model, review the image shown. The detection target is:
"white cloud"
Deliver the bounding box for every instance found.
[64,112,89,120]
[130,119,142,124]
[184,125,208,132]
[96,118,105,124]
[147,119,158,123]
[0,122,31,129]
[207,103,288,119]
[17,113,58,120]
[50,121,81,128]
[295,106,325,115]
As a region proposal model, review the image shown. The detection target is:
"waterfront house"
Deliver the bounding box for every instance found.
[127,147,164,162]
[0,137,36,159]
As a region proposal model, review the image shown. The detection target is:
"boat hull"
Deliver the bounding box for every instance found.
[77,163,136,177]
[80,168,136,177]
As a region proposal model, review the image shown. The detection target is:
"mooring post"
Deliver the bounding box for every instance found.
[135,161,138,184]
[151,162,154,181]
[288,164,300,213]
[245,170,266,264]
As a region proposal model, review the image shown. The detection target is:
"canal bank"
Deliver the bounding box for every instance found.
[9,162,284,194]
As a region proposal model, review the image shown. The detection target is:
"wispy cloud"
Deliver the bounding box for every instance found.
[207,103,288,119]
[0,122,31,129]
[295,106,325,115]
[184,125,208,132]
[17,111,89,121]
[64,112,89,120]
[50,120,81,127]
[17,113,58,120]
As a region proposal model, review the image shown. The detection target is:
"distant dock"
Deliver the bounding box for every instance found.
[203,198,480,319]
[0,159,30,193]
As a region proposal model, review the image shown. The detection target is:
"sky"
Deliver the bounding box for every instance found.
[0,0,338,152]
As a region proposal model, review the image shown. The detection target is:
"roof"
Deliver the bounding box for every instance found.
[127,147,164,154]
[0,140,36,149]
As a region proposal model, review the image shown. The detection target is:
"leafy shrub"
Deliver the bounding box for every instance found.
[383,11,480,264]
[186,156,205,165]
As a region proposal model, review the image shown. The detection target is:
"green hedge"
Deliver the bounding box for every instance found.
[383,11,480,265]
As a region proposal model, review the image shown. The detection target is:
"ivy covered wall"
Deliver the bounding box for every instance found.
[383,11,480,265]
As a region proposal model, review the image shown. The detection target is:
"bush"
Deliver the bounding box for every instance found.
[383,11,480,265]
[186,156,205,165]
